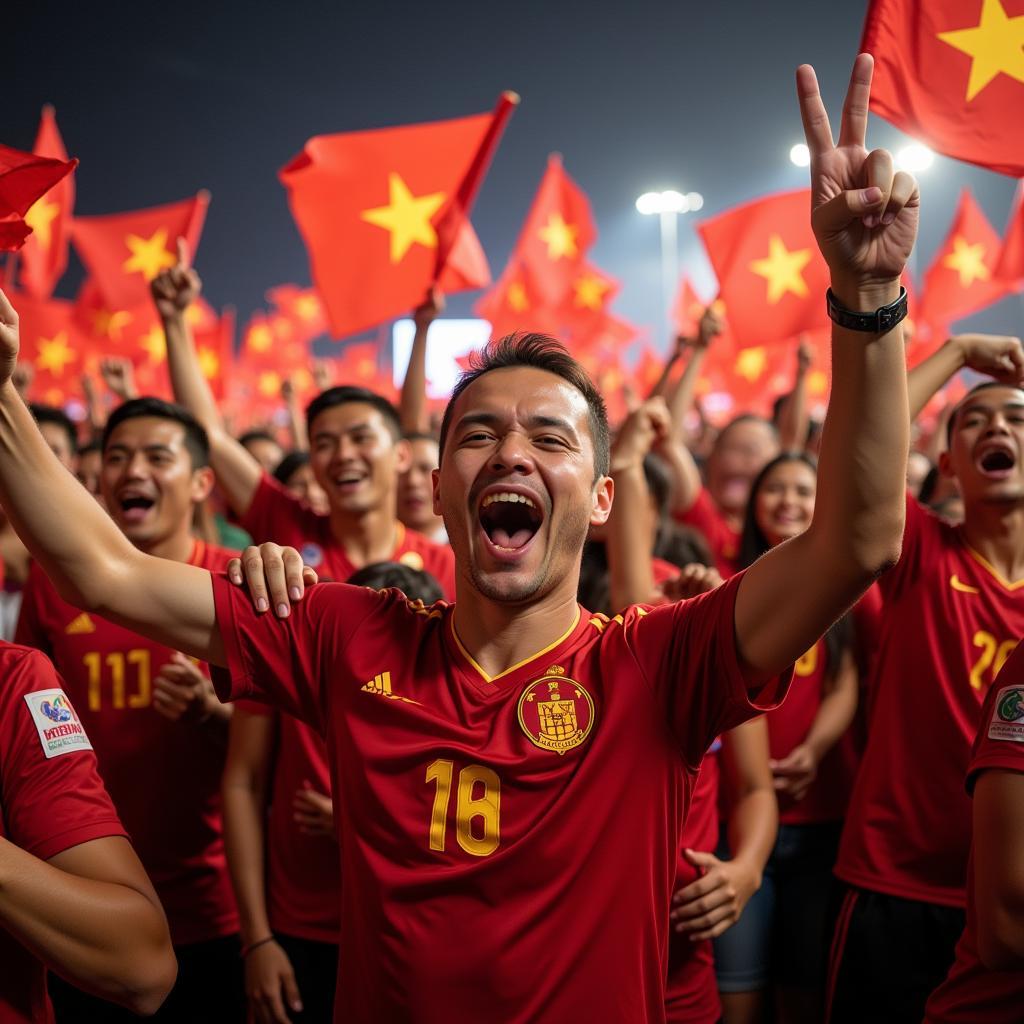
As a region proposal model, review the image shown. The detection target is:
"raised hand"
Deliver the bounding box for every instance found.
[413,286,445,331]
[609,397,670,473]
[798,54,919,306]
[0,288,21,387]
[952,333,1024,385]
[100,357,138,401]
[697,306,723,348]
[151,237,202,319]
[796,334,813,374]
[312,359,333,392]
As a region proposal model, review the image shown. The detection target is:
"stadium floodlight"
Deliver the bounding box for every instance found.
[790,143,810,167]
[896,144,934,173]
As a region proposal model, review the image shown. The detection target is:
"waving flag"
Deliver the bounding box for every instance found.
[0,141,77,252]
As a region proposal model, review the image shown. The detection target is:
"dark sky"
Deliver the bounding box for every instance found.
[12,0,1022,349]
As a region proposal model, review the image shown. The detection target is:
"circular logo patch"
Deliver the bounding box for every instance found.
[517,671,595,755]
[300,543,324,568]
[399,550,425,571]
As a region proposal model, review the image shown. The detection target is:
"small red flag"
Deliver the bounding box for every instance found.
[71,193,208,310]
[0,142,77,253]
[19,107,76,299]
[280,95,515,339]
[995,181,1024,287]
[266,285,327,343]
[14,291,92,405]
[697,189,829,348]
[862,0,1024,177]
[920,189,1012,326]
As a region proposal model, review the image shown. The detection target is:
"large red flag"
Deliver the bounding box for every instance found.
[280,95,515,339]
[920,189,1012,326]
[19,108,75,298]
[475,259,558,339]
[0,143,77,253]
[862,0,1024,177]
[71,193,208,310]
[698,189,829,347]
[995,181,1024,287]
[14,292,92,405]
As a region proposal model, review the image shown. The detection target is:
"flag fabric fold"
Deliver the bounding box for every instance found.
[0,142,77,253]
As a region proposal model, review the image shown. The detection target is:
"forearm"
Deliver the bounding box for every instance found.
[777,369,809,451]
[223,780,273,944]
[400,325,430,434]
[907,337,964,422]
[285,394,308,452]
[726,788,776,883]
[163,312,223,434]
[647,350,680,400]
[605,463,656,610]
[802,655,858,761]
[665,349,706,512]
[0,839,174,1014]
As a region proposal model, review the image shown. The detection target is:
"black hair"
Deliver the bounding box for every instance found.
[945,380,1024,447]
[273,450,310,487]
[715,413,779,452]
[654,522,714,571]
[439,333,611,479]
[918,464,941,506]
[78,438,102,457]
[238,429,280,449]
[30,403,78,456]
[403,431,440,445]
[347,561,444,604]
[102,397,210,469]
[305,386,401,441]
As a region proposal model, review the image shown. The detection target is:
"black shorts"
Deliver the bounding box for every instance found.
[274,932,339,1021]
[825,885,965,1024]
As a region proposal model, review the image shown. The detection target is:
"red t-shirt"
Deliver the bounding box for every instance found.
[925,647,1024,1022]
[666,740,722,1024]
[0,644,126,1024]
[836,497,1024,907]
[673,487,740,579]
[211,571,790,1023]
[15,541,240,945]
[242,473,456,597]
[236,702,339,942]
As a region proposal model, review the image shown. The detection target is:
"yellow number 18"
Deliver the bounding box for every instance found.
[425,759,501,857]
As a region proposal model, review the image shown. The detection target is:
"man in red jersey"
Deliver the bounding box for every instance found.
[0,642,176,1022]
[152,244,456,595]
[827,333,1024,1023]
[15,397,245,1023]
[0,56,914,1023]
[925,639,1024,1022]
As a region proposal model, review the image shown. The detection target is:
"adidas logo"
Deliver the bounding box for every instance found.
[360,671,420,706]
[65,613,96,635]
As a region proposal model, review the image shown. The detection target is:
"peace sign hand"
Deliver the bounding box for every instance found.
[798,54,919,307]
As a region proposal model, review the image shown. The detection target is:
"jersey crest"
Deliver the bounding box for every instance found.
[23,688,93,759]
[517,666,595,755]
[990,684,1024,742]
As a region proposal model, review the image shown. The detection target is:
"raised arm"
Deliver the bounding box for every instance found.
[775,336,812,451]
[152,240,262,516]
[400,289,444,435]
[735,55,914,676]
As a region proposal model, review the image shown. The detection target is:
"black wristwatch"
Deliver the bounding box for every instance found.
[826,286,908,334]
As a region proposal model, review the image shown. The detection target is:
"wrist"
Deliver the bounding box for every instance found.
[829,277,901,312]
[944,335,970,370]
[609,454,646,476]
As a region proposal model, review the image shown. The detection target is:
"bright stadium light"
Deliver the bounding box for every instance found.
[636,190,688,215]
[685,191,704,212]
[896,144,934,172]
[790,143,810,167]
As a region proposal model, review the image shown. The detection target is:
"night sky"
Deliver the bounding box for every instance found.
[12,0,1022,352]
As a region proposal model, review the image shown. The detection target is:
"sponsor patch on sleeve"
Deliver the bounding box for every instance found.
[989,684,1024,742]
[23,689,94,759]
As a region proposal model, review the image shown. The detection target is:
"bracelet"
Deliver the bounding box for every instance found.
[826,286,907,334]
[241,936,276,959]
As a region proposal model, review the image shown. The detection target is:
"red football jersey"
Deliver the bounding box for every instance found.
[924,645,1024,1023]
[15,541,239,945]
[673,487,740,579]
[236,702,340,942]
[0,644,126,1024]
[242,473,456,597]
[211,571,789,1023]
[836,497,1024,907]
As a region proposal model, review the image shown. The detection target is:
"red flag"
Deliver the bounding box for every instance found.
[280,95,515,339]
[19,108,76,299]
[995,181,1024,286]
[698,189,829,348]
[266,285,328,343]
[862,0,1024,177]
[14,292,92,405]
[0,142,77,253]
[475,259,556,338]
[920,189,1012,326]
[71,193,208,310]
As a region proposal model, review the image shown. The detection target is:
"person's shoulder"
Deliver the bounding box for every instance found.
[0,643,58,704]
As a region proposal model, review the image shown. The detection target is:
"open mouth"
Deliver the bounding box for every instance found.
[118,494,155,522]
[478,491,543,551]
[978,447,1016,477]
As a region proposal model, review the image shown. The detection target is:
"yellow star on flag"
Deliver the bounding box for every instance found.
[247,324,273,353]
[574,273,609,310]
[361,173,446,263]
[734,347,767,382]
[749,235,812,304]
[25,196,60,251]
[294,294,322,322]
[37,332,76,375]
[91,308,133,341]
[538,213,578,261]
[507,281,530,312]
[140,325,166,362]
[937,0,1024,102]
[257,371,282,398]
[942,235,991,287]
[197,347,220,380]
[122,228,176,281]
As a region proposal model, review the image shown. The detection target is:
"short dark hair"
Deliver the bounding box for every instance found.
[305,386,401,441]
[102,397,210,469]
[403,431,439,445]
[347,561,444,604]
[272,449,310,486]
[79,438,102,457]
[30,403,77,456]
[238,429,280,449]
[438,333,610,478]
[945,381,1024,447]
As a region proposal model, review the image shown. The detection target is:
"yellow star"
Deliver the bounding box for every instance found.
[140,325,166,362]
[197,347,220,380]
[36,331,76,375]
[943,235,991,287]
[360,173,446,263]
[25,196,60,251]
[257,371,282,398]
[294,294,322,322]
[734,347,767,382]
[247,324,273,353]
[938,0,1024,102]
[574,273,609,310]
[507,281,530,311]
[538,213,578,261]
[91,308,133,341]
[122,228,176,281]
[749,235,812,304]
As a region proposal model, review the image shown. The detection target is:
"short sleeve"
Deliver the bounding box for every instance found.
[211,575,385,729]
[967,644,1024,793]
[0,649,126,860]
[242,472,324,546]
[673,487,740,578]
[619,572,791,769]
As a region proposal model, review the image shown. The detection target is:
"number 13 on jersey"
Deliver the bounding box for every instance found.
[425,759,501,857]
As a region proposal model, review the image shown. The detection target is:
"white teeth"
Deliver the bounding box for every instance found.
[482,492,536,509]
